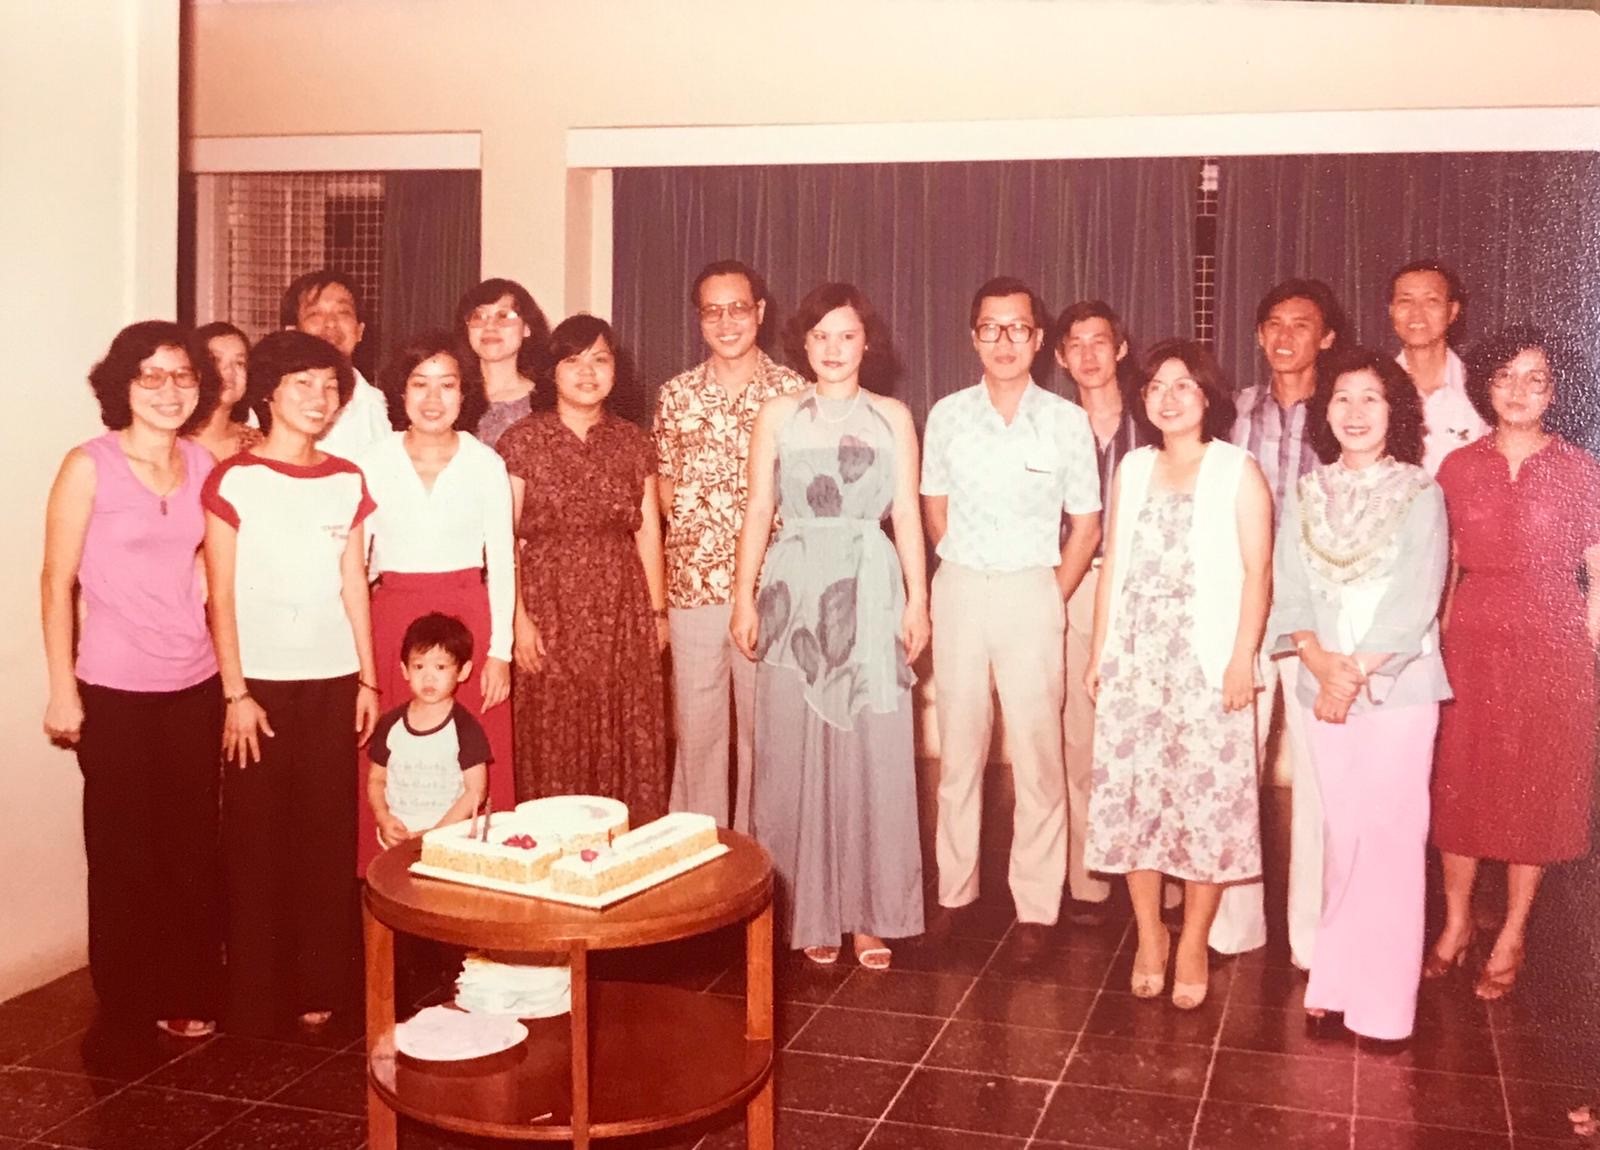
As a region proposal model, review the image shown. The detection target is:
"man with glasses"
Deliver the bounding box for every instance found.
[921,276,1101,964]
[1389,259,1486,475]
[279,269,390,460]
[653,260,805,832]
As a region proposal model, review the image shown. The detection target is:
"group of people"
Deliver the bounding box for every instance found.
[41,253,1597,1047]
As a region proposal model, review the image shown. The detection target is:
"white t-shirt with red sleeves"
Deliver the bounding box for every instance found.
[202,453,376,680]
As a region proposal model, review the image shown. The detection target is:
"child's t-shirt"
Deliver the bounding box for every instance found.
[369,701,493,832]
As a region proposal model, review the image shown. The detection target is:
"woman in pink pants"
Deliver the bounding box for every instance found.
[1267,347,1450,1042]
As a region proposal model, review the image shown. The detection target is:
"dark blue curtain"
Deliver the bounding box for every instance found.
[613,159,1198,425]
[1215,152,1600,402]
[378,170,482,365]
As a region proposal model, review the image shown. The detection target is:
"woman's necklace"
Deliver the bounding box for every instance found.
[120,441,183,515]
[813,387,863,424]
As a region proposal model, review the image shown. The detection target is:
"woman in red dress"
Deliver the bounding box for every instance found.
[1427,326,1600,999]
[496,315,669,816]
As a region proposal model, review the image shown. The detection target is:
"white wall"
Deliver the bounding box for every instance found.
[0,1,179,999]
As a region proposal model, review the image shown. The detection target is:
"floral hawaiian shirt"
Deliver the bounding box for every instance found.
[653,351,806,608]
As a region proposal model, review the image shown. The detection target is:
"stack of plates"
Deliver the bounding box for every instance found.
[454,952,572,1018]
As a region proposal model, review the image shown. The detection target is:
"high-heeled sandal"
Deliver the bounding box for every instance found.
[1171,942,1209,1011]
[1474,944,1525,1001]
[802,945,841,966]
[1130,926,1171,999]
[1422,925,1474,980]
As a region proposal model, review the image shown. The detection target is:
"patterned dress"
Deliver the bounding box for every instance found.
[1086,491,1260,883]
[497,412,667,818]
[750,390,923,949]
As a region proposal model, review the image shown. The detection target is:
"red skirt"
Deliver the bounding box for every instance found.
[356,568,516,876]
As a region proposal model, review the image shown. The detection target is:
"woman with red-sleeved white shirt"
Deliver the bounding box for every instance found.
[202,330,380,1035]
[353,331,515,873]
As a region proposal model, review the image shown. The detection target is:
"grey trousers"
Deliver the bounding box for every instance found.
[667,602,757,832]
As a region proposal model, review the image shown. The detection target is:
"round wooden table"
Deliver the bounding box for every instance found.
[362,830,775,1149]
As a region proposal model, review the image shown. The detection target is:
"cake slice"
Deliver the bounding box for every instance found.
[547,812,719,899]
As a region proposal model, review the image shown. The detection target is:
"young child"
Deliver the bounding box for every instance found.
[368,612,491,847]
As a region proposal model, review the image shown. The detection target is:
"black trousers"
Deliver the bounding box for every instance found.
[224,675,359,1032]
[77,675,224,1024]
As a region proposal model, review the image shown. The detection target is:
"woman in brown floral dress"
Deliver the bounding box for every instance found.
[497,315,669,816]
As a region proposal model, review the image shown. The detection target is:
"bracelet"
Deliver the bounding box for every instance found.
[225,690,251,706]
[357,680,381,694]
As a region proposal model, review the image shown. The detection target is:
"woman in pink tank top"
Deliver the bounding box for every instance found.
[40,321,225,1039]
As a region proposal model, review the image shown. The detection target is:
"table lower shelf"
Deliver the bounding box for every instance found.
[369,981,773,1142]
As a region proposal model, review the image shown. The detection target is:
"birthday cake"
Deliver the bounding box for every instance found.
[419,812,563,885]
[548,812,719,898]
[513,795,629,851]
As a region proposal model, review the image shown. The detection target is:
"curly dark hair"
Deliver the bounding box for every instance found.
[1136,338,1236,444]
[530,314,639,415]
[377,330,483,433]
[244,331,355,434]
[453,278,551,431]
[87,321,217,436]
[1307,346,1425,466]
[781,282,898,391]
[1463,325,1576,433]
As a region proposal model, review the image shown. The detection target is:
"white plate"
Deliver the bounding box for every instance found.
[394,1005,528,1061]
[410,842,730,908]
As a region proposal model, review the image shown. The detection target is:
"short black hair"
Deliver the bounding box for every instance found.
[1307,345,1425,467]
[1254,278,1350,348]
[1137,338,1236,443]
[1464,325,1572,430]
[401,612,473,668]
[1051,300,1128,357]
[87,320,217,436]
[245,330,355,434]
[690,260,769,313]
[454,277,552,383]
[279,269,366,328]
[531,314,635,413]
[193,321,252,423]
[970,276,1050,332]
[1388,259,1466,306]
[377,329,485,433]
[782,282,898,391]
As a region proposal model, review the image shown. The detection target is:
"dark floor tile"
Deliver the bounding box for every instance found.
[711,954,853,1006]
[0,1135,26,1150]
[1358,1026,1500,1077]
[987,935,1114,988]
[772,1052,909,1117]
[1356,1062,1507,1133]
[1226,963,1308,1010]
[884,1066,1048,1138]
[1353,1117,1512,1149]
[1220,1003,1355,1060]
[697,1107,872,1150]
[1035,1082,1200,1150]
[0,1008,80,1067]
[0,1069,117,1140]
[956,978,1096,1032]
[786,1006,943,1063]
[1495,1030,1600,1087]
[1411,979,1492,1033]
[191,1104,365,1150]
[262,1010,366,1051]
[884,935,996,976]
[1055,917,1131,958]
[1082,990,1223,1046]
[42,1085,248,1150]
[266,1051,365,1116]
[144,1035,335,1102]
[1208,1048,1354,1114]
[1504,1075,1594,1141]
[3,970,99,1031]
[826,969,973,1018]
[23,1020,197,1082]
[864,1120,1027,1148]
[1192,1100,1350,1150]
[1061,1034,1211,1098]
[923,1020,1073,1080]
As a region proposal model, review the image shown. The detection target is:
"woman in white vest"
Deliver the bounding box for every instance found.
[1270,346,1449,1042]
[1085,339,1272,1011]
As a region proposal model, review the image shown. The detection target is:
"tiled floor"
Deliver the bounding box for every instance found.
[3,785,1596,1149]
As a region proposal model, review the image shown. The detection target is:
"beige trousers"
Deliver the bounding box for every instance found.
[667,603,757,833]
[932,562,1067,925]
[1062,563,1113,904]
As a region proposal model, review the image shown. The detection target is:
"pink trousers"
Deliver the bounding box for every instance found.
[1303,701,1438,1041]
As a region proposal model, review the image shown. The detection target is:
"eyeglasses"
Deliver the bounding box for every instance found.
[1490,370,1551,395]
[466,307,522,329]
[975,322,1035,344]
[135,367,200,389]
[697,300,757,322]
[1145,377,1201,398]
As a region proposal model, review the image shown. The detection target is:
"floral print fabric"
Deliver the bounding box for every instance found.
[1086,491,1260,882]
[653,352,806,609]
